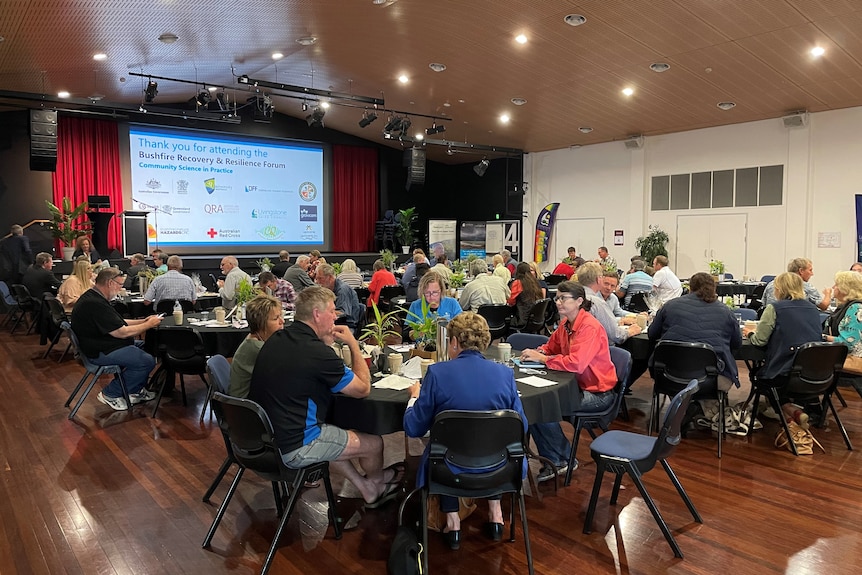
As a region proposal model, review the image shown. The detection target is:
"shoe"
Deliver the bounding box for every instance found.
[363,483,399,509]
[129,388,157,404]
[485,522,503,541]
[443,529,461,550]
[97,392,128,411]
[792,410,810,431]
[537,463,568,483]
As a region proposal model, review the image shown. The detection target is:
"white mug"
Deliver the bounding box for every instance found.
[498,343,512,362]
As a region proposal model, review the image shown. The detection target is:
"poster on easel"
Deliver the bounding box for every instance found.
[428,220,457,262]
[459,221,487,260]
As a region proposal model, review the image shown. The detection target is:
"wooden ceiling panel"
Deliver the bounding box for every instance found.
[816,11,862,65]
[786,0,862,20]
[674,0,810,40]
[799,74,862,107]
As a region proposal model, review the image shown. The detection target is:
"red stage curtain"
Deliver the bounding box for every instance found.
[52,116,124,251]
[332,145,378,251]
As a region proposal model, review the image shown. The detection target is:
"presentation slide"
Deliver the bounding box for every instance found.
[128,124,325,254]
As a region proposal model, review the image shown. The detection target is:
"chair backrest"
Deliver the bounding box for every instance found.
[210,392,284,480]
[760,275,775,283]
[354,286,371,302]
[0,281,15,306]
[428,409,525,497]
[44,293,68,324]
[476,304,512,330]
[609,346,633,389]
[627,292,650,313]
[544,274,567,286]
[652,380,700,461]
[207,355,231,395]
[11,283,36,307]
[61,321,97,372]
[573,346,631,425]
[786,342,848,396]
[379,284,405,299]
[652,340,719,385]
[507,333,548,351]
[157,327,206,361]
[155,299,195,314]
[521,298,551,333]
[737,308,758,321]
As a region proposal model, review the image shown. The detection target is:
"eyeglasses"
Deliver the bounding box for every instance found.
[111,277,125,288]
[423,291,441,298]
[554,295,575,303]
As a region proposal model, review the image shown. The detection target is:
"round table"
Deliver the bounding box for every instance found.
[149,312,250,358]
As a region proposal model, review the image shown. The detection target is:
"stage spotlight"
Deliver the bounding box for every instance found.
[426,122,446,135]
[384,115,403,133]
[359,110,378,128]
[215,92,229,111]
[398,116,411,137]
[306,105,326,128]
[144,80,158,102]
[195,90,211,107]
[473,158,490,177]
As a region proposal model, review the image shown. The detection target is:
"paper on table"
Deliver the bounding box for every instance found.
[400,356,423,379]
[516,376,559,388]
[372,374,417,391]
[389,344,414,353]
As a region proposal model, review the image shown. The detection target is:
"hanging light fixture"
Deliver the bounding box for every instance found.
[473,157,490,177]
[144,79,158,102]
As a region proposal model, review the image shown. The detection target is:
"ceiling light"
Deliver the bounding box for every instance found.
[320,101,330,109]
[57,91,70,98]
[810,46,825,57]
[415,133,424,141]
[717,101,736,110]
[564,14,587,26]
[500,114,510,124]
[158,33,179,44]
[296,36,317,46]
[511,98,527,106]
[93,53,107,61]
[579,126,593,133]
[426,122,445,135]
[272,52,283,60]
[144,80,158,102]
[207,86,217,92]
[306,106,326,128]
[515,34,527,44]
[372,0,387,4]
[473,158,490,177]
[398,74,409,84]
[429,63,446,72]
[649,62,670,72]
[359,110,378,128]
[621,87,634,97]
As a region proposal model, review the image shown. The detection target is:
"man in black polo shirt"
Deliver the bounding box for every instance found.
[22,252,60,297]
[71,268,163,411]
[249,286,402,508]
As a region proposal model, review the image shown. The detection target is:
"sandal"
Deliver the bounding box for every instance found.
[364,483,400,509]
[383,461,406,485]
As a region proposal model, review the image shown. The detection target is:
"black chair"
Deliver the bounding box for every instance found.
[746,341,850,456]
[650,341,725,458]
[506,333,548,351]
[625,291,651,313]
[564,346,632,486]
[544,274,567,286]
[584,380,701,559]
[155,299,195,314]
[760,274,775,283]
[10,283,40,335]
[743,283,766,310]
[378,284,405,313]
[354,286,371,304]
[509,298,551,336]
[42,294,71,361]
[0,280,22,329]
[476,304,512,341]
[421,410,533,575]
[62,321,132,419]
[153,327,210,420]
[202,393,342,575]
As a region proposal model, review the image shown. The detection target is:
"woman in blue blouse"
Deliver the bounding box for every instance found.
[404,312,527,550]
[406,271,461,340]
[825,270,862,357]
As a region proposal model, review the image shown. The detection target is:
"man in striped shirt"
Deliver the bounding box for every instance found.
[143,255,197,307]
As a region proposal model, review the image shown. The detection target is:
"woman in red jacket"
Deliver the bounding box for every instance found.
[366,258,397,306]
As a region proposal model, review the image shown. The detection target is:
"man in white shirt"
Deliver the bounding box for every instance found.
[458,259,510,312]
[651,255,682,306]
[218,255,251,309]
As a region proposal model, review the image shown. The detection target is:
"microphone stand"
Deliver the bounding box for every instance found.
[131,197,171,250]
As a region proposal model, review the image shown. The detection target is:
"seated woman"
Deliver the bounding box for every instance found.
[743,272,823,429]
[337,259,364,289]
[520,281,617,481]
[825,270,862,358]
[407,271,462,331]
[366,259,397,307]
[228,295,284,398]
[508,262,543,329]
[527,261,548,298]
[648,272,742,390]
[72,235,101,266]
[404,312,527,549]
[58,257,94,313]
[491,254,511,284]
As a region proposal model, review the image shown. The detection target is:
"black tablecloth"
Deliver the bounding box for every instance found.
[116,294,221,318]
[147,312,250,358]
[715,282,764,297]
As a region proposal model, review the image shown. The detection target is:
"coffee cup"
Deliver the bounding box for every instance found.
[173,310,183,325]
[342,345,352,366]
[214,306,226,324]
[388,353,403,374]
[498,343,512,362]
[420,358,434,379]
[636,314,647,329]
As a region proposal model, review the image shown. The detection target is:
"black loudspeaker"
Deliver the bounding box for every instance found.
[29,109,58,172]
[406,147,426,189]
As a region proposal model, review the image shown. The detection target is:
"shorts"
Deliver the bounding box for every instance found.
[280,424,349,469]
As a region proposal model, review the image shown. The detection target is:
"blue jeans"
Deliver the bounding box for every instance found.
[529,389,616,465]
[90,340,155,398]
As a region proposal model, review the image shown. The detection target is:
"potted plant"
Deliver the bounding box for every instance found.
[331,261,343,275]
[137,267,166,295]
[234,278,256,319]
[360,302,402,350]
[380,248,396,270]
[395,207,417,254]
[635,224,669,265]
[405,297,438,359]
[709,259,725,281]
[45,198,92,261]
[256,256,273,272]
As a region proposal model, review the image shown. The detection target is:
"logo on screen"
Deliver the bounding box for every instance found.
[257,225,284,240]
[161,205,173,215]
[300,206,318,221]
[204,178,216,194]
[146,179,161,190]
[299,182,317,202]
[245,185,257,193]
[204,204,223,214]
[176,180,189,194]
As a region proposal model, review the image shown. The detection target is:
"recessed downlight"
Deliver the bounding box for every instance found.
[578,126,593,133]
[515,34,527,44]
[621,87,634,97]
[398,74,409,84]
[296,36,317,46]
[158,33,178,44]
[564,14,587,26]
[649,62,670,73]
[717,101,736,110]
[272,52,283,60]
[511,97,527,106]
[810,46,825,57]
[93,53,107,61]
[429,62,446,72]
[57,91,70,98]
[500,114,510,124]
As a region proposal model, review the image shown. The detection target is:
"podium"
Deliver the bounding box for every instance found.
[122,211,149,257]
[86,211,113,258]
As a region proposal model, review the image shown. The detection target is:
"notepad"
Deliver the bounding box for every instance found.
[511,357,544,369]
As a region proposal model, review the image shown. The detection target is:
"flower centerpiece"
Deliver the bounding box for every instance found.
[256,257,273,272]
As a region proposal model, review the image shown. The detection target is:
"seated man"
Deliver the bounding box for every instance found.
[314,263,364,331]
[458,259,510,312]
[600,271,628,318]
[22,252,61,297]
[257,271,297,310]
[651,255,683,306]
[596,246,617,272]
[617,258,653,307]
[217,255,251,310]
[70,268,163,410]
[249,286,401,507]
[283,255,316,293]
[578,262,641,344]
[150,249,168,273]
[143,255,197,308]
[270,250,291,278]
[761,257,831,311]
[123,253,148,291]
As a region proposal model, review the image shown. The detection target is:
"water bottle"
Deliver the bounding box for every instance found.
[173,300,183,325]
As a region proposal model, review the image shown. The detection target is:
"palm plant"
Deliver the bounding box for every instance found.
[45,198,92,246]
[405,297,438,350]
[360,302,402,349]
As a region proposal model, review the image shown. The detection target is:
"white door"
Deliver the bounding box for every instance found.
[553,218,605,264]
[676,214,747,279]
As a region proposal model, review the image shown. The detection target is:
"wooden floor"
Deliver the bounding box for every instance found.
[2,322,862,575]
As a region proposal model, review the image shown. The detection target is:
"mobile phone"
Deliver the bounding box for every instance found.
[157,313,166,318]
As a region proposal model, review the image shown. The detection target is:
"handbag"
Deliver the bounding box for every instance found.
[842,354,862,375]
[388,488,423,575]
[425,495,477,532]
[774,420,824,455]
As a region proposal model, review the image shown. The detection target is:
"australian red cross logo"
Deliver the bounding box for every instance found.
[207,228,218,239]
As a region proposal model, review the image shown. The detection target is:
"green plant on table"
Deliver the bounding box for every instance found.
[709,259,725,275]
[235,278,256,306]
[332,262,343,275]
[405,297,438,350]
[256,256,273,271]
[380,249,396,269]
[360,302,403,350]
[450,272,466,288]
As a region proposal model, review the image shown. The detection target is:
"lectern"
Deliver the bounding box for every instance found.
[122,211,149,258]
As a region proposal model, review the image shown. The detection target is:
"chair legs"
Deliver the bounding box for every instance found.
[66,369,131,419]
[202,456,236,503]
[43,329,64,359]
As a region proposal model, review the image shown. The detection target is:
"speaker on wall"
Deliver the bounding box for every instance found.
[29,109,58,172]
[406,146,426,189]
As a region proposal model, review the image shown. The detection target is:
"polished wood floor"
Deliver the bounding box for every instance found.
[2,321,861,575]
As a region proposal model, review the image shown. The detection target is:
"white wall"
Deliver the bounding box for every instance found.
[524,106,862,286]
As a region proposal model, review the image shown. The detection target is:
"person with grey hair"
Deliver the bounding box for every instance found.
[315,263,364,331]
[70,268,163,411]
[500,249,517,275]
[1,223,33,283]
[123,253,148,290]
[271,250,292,278]
[761,257,831,311]
[283,254,316,293]
[617,258,654,307]
[217,255,251,309]
[458,258,510,312]
[22,252,61,297]
[143,255,197,307]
